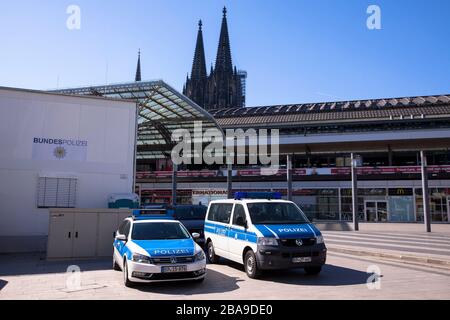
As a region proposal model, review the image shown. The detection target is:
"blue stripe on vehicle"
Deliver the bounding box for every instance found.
[205,222,319,242]
[253,223,317,239]
[205,222,258,243]
[254,225,275,237]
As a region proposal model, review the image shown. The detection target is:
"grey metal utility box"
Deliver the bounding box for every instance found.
[47,209,131,259]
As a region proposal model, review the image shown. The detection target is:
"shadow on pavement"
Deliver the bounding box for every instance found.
[1,254,372,289]
[0,253,111,277]
[0,279,8,291]
[134,269,242,295]
[218,259,371,286]
[262,264,372,286]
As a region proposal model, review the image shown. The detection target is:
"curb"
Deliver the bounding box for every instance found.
[327,245,450,268]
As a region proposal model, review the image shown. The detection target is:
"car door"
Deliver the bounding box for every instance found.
[114,220,130,266]
[228,203,249,263]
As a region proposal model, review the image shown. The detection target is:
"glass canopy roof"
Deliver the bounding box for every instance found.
[51,80,222,159]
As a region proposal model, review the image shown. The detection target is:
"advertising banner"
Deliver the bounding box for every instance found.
[135,166,450,180]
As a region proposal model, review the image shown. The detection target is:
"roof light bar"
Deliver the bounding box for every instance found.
[234,192,282,200]
[132,208,172,220]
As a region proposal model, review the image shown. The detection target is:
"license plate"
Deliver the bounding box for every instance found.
[293,257,312,263]
[162,265,187,273]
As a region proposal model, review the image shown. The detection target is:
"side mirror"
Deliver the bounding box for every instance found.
[192,232,201,239]
[115,234,127,242]
[236,217,248,229]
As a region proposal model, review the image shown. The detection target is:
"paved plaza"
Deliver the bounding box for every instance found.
[0,232,450,300]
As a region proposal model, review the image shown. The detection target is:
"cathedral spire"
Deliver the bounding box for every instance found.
[190,20,207,80]
[135,49,142,82]
[214,7,233,74]
[183,7,245,110]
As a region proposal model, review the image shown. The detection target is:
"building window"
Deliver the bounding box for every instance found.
[416,188,450,222]
[293,189,339,221]
[37,177,77,208]
[340,189,365,221]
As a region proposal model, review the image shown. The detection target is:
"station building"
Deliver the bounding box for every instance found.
[55,82,450,224]
[137,94,450,224]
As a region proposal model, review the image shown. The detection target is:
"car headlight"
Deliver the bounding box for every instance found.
[257,237,278,246]
[132,253,152,264]
[195,250,205,261]
[316,235,325,244]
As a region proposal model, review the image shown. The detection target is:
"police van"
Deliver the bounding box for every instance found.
[113,210,206,287]
[204,192,327,278]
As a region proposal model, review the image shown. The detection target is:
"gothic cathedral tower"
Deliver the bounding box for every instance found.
[183,7,245,111]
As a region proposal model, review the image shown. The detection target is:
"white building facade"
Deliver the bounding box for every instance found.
[0,87,137,252]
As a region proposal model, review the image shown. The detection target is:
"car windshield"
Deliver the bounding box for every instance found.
[131,222,191,240]
[175,206,207,220]
[247,202,309,225]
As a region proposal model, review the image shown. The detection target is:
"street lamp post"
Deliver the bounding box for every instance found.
[287,154,293,201]
[227,163,233,199]
[171,162,178,206]
[421,151,432,233]
[351,153,359,231]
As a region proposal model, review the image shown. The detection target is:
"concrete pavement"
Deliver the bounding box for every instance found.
[1,252,449,300]
[323,231,450,268]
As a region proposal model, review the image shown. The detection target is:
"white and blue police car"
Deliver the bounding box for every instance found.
[204,192,327,279]
[113,210,206,287]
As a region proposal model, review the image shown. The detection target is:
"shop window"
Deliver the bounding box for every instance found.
[37,177,77,208]
[415,188,450,222]
[340,189,365,221]
[388,196,415,222]
[293,189,339,221]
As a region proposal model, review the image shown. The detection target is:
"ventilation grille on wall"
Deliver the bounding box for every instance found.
[37,177,77,208]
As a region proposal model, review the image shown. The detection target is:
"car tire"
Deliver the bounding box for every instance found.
[123,259,134,287]
[206,241,220,264]
[304,266,322,275]
[113,256,121,271]
[244,250,262,279]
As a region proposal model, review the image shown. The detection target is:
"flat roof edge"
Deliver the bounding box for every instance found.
[0,86,136,103]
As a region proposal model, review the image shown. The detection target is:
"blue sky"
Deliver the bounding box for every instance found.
[0,0,449,106]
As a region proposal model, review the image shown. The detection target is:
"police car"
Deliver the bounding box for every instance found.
[113,210,207,287]
[204,192,327,278]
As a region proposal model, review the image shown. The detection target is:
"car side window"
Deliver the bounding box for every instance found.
[123,221,131,238]
[207,203,233,224]
[118,220,127,235]
[232,204,247,227]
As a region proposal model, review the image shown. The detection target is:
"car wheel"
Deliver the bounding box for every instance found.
[123,259,134,287]
[113,256,121,271]
[304,266,322,275]
[207,241,220,264]
[244,250,262,279]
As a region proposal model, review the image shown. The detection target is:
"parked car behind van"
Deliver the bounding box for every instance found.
[167,205,208,244]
